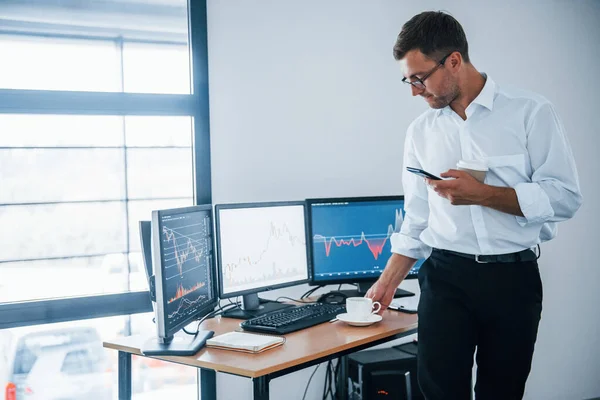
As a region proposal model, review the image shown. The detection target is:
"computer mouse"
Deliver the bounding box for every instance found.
[317,291,347,305]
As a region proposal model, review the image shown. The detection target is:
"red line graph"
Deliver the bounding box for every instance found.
[163,226,204,276]
[168,281,206,304]
[314,224,396,261]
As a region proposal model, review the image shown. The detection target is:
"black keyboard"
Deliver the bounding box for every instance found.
[240,303,346,334]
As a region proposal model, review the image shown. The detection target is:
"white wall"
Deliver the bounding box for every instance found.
[206,1,600,399]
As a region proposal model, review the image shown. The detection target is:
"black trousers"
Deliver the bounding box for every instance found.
[417,249,543,400]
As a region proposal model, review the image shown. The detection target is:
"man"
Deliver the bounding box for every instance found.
[366,11,582,400]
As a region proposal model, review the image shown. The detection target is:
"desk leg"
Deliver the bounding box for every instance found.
[118,351,132,400]
[252,376,269,400]
[338,355,349,400]
[198,368,216,400]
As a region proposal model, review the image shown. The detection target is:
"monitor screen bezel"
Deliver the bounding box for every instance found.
[152,204,219,339]
[306,195,418,286]
[214,200,311,299]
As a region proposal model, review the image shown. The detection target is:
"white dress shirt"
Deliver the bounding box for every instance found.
[391,74,582,258]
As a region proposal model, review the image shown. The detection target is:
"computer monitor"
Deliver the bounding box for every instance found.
[142,205,218,356]
[306,196,425,298]
[139,220,155,302]
[215,201,310,319]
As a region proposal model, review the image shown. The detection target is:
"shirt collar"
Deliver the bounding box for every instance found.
[472,73,495,111]
[436,73,496,116]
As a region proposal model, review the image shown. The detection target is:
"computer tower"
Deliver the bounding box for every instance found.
[348,345,423,400]
[393,341,418,357]
[393,342,423,399]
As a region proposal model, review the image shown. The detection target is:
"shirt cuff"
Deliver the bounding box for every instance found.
[390,232,432,260]
[514,182,555,226]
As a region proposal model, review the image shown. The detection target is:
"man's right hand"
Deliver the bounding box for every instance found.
[365,278,399,315]
[365,253,417,315]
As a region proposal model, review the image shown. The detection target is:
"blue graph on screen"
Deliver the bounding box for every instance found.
[311,200,424,281]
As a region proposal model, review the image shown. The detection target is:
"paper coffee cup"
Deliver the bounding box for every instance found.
[457,160,488,183]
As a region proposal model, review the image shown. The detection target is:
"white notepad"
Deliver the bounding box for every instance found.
[206,331,285,353]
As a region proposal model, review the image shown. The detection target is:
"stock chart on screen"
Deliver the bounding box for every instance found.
[310,199,424,282]
[217,204,309,295]
[160,210,213,328]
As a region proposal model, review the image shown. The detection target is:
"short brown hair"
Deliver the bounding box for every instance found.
[393,11,470,63]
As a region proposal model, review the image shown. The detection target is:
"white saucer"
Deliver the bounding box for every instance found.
[336,313,382,327]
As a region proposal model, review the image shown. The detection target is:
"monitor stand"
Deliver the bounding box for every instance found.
[338,282,415,299]
[221,293,294,320]
[142,330,214,356]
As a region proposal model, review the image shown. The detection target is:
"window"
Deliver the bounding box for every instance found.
[0,114,194,302]
[1,315,197,398]
[61,349,105,375]
[0,0,199,303]
[123,43,191,94]
[1,0,210,396]
[0,36,121,92]
[0,1,190,94]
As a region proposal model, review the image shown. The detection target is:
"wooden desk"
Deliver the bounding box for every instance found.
[104,310,417,400]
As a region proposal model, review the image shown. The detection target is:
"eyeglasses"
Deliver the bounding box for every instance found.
[402,53,452,90]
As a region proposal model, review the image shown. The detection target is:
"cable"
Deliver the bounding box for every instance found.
[182,312,214,336]
[302,364,321,400]
[182,327,196,335]
[195,304,237,333]
[227,296,241,308]
[181,302,240,336]
[219,298,241,314]
[322,360,330,399]
[333,359,341,399]
[153,297,243,337]
[536,244,541,260]
[323,360,334,399]
[275,296,318,304]
[301,285,322,300]
[326,359,341,399]
[331,360,338,399]
[300,287,313,299]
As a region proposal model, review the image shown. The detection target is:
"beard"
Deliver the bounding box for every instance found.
[424,80,460,109]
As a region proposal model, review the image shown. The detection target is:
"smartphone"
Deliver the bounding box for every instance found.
[388,304,418,314]
[406,166,442,180]
[388,297,418,314]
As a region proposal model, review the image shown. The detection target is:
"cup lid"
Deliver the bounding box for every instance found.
[457,159,488,171]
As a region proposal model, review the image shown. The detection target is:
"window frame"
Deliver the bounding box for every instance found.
[0,0,211,329]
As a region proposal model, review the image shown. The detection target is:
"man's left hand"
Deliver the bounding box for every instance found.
[425,169,489,205]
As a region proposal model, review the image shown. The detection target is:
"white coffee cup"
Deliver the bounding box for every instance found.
[456,159,488,183]
[346,297,381,321]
